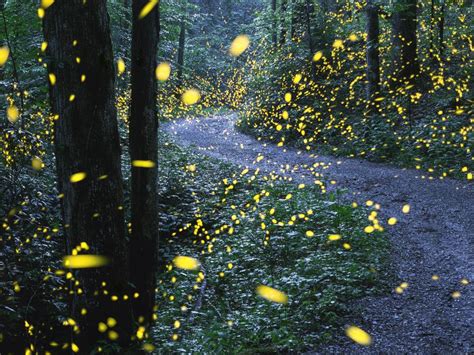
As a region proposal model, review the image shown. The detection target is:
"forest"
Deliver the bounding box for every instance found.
[0,0,473,353]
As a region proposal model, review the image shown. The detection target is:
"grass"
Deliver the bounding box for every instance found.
[152,135,390,353]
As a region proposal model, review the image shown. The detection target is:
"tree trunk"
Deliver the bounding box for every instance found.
[272,0,277,45]
[130,0,160,325]
[429,0,435,58]
[366,0,380,101]
[304,0,316,79]
[392,0,419,84]
[1,6,24,110]
[291,0,297,40]
[438,0,445,59]
[280,0,288,46]
[177,15,186,86]
[43,0,131,351]
[122,0,131,27]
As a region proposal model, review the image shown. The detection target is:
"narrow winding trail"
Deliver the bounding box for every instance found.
[163,114,474,354]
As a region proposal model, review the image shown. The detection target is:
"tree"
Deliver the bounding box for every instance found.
[290,0,305,41]
[428,0,445,61]
[272,0,278,45]
[429,0,435,58]
[438,0,445,58]
[43,0,131,350]
[280,0,288,45]
[1,0,24,109]
[304,0,316,79]
[392,0,419,84]
[177,12,186,85]
[129,0,160,325]
[366,0,380,101]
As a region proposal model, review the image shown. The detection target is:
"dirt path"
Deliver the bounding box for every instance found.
[163,114,474,354]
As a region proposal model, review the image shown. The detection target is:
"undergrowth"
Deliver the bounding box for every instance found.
[152,135,389,353]
[0,130,389,353]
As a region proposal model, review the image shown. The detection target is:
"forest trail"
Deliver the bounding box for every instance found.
[163,114,474,354]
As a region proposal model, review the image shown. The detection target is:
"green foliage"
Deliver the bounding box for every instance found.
[151,138,389,353]
[159,0,262,79]
[0,153,65,352]
[239,0,473,180]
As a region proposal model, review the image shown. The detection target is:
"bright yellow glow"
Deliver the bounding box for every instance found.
[132,160,156,168]
[156,62,171,81]
[345,326,372,346]
[63,255,110,269]
[182,89,201,105]
[0,46,10,66]
[256,285,288,304]
[229,35,250,57]
[70,172,87,183]
[173,256,200,270]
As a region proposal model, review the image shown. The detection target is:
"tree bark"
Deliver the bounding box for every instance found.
[429,0,435,57]
[366,0,380,101]
[43,0,131,350]
[130,0,160,325]
[438,0,445,58]
[304,0,317,79]
[177,15,186,86]
[392,0,419,84]
[272,0,277,45]
[290,0,298,40]
[280,0,288,46]
[1,6,24,110]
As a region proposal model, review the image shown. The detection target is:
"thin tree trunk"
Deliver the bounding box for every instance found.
[272,0,277,45]
[366,0,380,101]
[121,0,131,29]
[43,0,131,351]
[438,0,445,59]
[305,0,316,79]
[392,0,419,84]
[177,15,186,86]
[130,0,160,325]
[280,0,288,46]
[1,7,24,110]
[291,0,297,40]
[429,0,435,58]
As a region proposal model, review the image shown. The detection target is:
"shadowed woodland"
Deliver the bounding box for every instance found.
[0,0,473,353]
